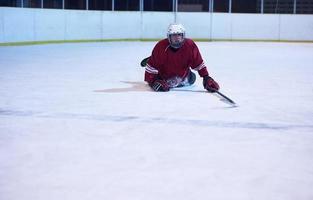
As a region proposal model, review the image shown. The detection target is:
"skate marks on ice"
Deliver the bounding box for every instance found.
[1,109,313,131]
[94,81,150,93]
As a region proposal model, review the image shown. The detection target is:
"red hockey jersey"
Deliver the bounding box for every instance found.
[144,38,209,85]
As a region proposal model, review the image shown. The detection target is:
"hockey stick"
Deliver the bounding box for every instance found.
[172,87,237,106]
[200,87,237,106]
[213,89,237,106]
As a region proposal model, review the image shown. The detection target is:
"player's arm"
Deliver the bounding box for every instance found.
[190,41,220,92]
[144,46,170,92]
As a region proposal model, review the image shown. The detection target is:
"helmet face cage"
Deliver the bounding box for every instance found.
[167,23,186,49]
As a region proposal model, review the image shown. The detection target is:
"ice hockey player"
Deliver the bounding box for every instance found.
[144,23,220,92]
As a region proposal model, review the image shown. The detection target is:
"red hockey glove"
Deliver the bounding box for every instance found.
[150,79,170,92]
[203,76,220,92]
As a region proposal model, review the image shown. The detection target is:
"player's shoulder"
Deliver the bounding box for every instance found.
[156,38,170,47]
[153,39,170,52]
[184,38,197,46]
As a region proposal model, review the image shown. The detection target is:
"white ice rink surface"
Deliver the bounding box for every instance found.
[0,41,313,200]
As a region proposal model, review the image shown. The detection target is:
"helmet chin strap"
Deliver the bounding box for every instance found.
[168,34,184,48]
[167,23,186,49]
[169,38,185,49]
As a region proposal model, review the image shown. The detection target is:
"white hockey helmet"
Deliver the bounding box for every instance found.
[167,23,186,49]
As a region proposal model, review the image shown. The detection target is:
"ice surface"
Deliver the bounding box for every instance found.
[0,42,313,200]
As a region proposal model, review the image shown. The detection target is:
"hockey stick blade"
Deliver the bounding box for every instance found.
[140,56,150,67]
[213,90,237,106]
[172,88,237,107]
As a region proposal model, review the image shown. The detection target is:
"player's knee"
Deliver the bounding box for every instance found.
[188,71,196,85]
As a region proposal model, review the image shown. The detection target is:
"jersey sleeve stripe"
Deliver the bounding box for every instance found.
[193,62,206,71]
[146,64,159,74]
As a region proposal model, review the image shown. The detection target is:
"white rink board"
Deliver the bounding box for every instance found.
[1,7,313,43]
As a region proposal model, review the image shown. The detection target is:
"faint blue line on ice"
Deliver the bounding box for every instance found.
[1,109,313,130]
[0,109,37,117]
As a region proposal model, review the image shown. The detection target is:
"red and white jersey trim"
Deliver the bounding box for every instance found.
[193,62,206,71]
[145,63,159,74]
